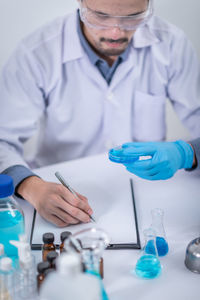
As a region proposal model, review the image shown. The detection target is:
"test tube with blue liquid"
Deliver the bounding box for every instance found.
[148,208,169,257]
[135,228,162,279]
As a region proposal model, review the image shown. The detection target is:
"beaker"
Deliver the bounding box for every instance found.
[65,227,109,276]
[150,208,169,256]
[135,228,162,279]
[64,227,110,300]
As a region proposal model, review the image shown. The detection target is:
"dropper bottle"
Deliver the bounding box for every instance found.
[9,240,37,299]
[0,257,15,300]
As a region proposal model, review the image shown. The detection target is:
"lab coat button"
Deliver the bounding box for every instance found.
[107,92,114,101]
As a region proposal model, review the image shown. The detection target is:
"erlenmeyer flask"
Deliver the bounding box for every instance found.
[150,208,169,256]
[135,228,162,279]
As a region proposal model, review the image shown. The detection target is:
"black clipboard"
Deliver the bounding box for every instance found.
[30,178,141,250]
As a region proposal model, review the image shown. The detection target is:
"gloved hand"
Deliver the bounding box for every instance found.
[109,140,194,180]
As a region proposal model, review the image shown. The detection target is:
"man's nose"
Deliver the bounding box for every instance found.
[107,26,124,39]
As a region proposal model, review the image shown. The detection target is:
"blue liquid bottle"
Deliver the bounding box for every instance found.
[135,228,162,279]
[149,208,169,257]
[0,175,25,259]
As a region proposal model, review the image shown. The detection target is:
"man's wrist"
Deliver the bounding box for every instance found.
[17,176,43,202]
[188,143,197,169]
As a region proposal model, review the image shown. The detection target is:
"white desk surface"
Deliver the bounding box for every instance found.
[18,153,200,300]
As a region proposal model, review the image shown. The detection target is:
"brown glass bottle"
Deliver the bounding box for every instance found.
[46,251,58,269]
[99,257,104,279]
[60,231,72,254]
[43,268,54,279]
[37,261,51,290]
[42,232,56,261]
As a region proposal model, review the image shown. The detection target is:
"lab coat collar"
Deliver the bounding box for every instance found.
[133,19,161,48]
[62,11,160,63]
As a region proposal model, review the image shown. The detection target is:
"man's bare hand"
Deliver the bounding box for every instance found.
[17,176,93,227]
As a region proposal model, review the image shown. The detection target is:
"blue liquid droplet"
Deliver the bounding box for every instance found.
[135,254,161,279]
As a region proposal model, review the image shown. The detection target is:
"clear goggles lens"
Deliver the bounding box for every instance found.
[80,0,153,31]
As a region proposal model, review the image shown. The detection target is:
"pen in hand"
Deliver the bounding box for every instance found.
[55,171,96,223]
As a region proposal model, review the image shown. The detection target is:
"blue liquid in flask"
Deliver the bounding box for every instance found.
[145,237,169,257]
[156,237,169,256]
[0,210,24,257]
[135,254,161,279]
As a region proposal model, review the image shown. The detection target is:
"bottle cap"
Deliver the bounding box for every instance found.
[0,175,14,198]
[0,257,12,271]
[0,244,4,256]
[46,251,58,263]
[37,261,51,274]
[60,231,72,243]
[43,233,55,243]
[44,268,54,277]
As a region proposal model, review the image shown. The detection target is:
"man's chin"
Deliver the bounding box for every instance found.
[99,47,127,57]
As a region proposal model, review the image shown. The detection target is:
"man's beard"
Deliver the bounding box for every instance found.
[96,37,129,56]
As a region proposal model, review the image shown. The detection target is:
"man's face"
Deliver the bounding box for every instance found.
[80,0,148,58]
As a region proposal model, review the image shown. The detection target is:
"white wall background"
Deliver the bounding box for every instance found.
[0,0,199,151]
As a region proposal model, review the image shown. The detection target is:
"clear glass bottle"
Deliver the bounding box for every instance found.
[135,228,162,279]
[0,257,15,300]
[0,175,25,258]
[151,208,169,256]
[10,240,37,300]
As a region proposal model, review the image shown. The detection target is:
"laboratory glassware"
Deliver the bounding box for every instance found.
[0,257,15,300]
[0,174,24,258]
[65,227,110,299]
[135,228,162,279]
[150,208,169,256]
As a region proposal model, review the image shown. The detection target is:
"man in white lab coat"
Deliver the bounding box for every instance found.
[0,0,200,226]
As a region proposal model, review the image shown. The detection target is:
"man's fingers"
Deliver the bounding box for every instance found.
[54,195,91,223]
[52,206,80,225]
[58,185,92,215]
[42,213,69,228]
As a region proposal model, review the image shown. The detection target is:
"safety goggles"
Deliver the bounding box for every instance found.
[79,0,153,31]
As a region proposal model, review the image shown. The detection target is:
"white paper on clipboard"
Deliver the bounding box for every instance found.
[31,154,139,246]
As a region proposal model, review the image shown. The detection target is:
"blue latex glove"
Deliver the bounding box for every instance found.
[109,141,194,180]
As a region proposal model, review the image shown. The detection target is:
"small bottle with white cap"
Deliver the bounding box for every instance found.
[0,257,15,300]
[9,239,37,299]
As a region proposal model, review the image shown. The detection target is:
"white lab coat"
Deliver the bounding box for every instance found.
[0,11,200,171]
